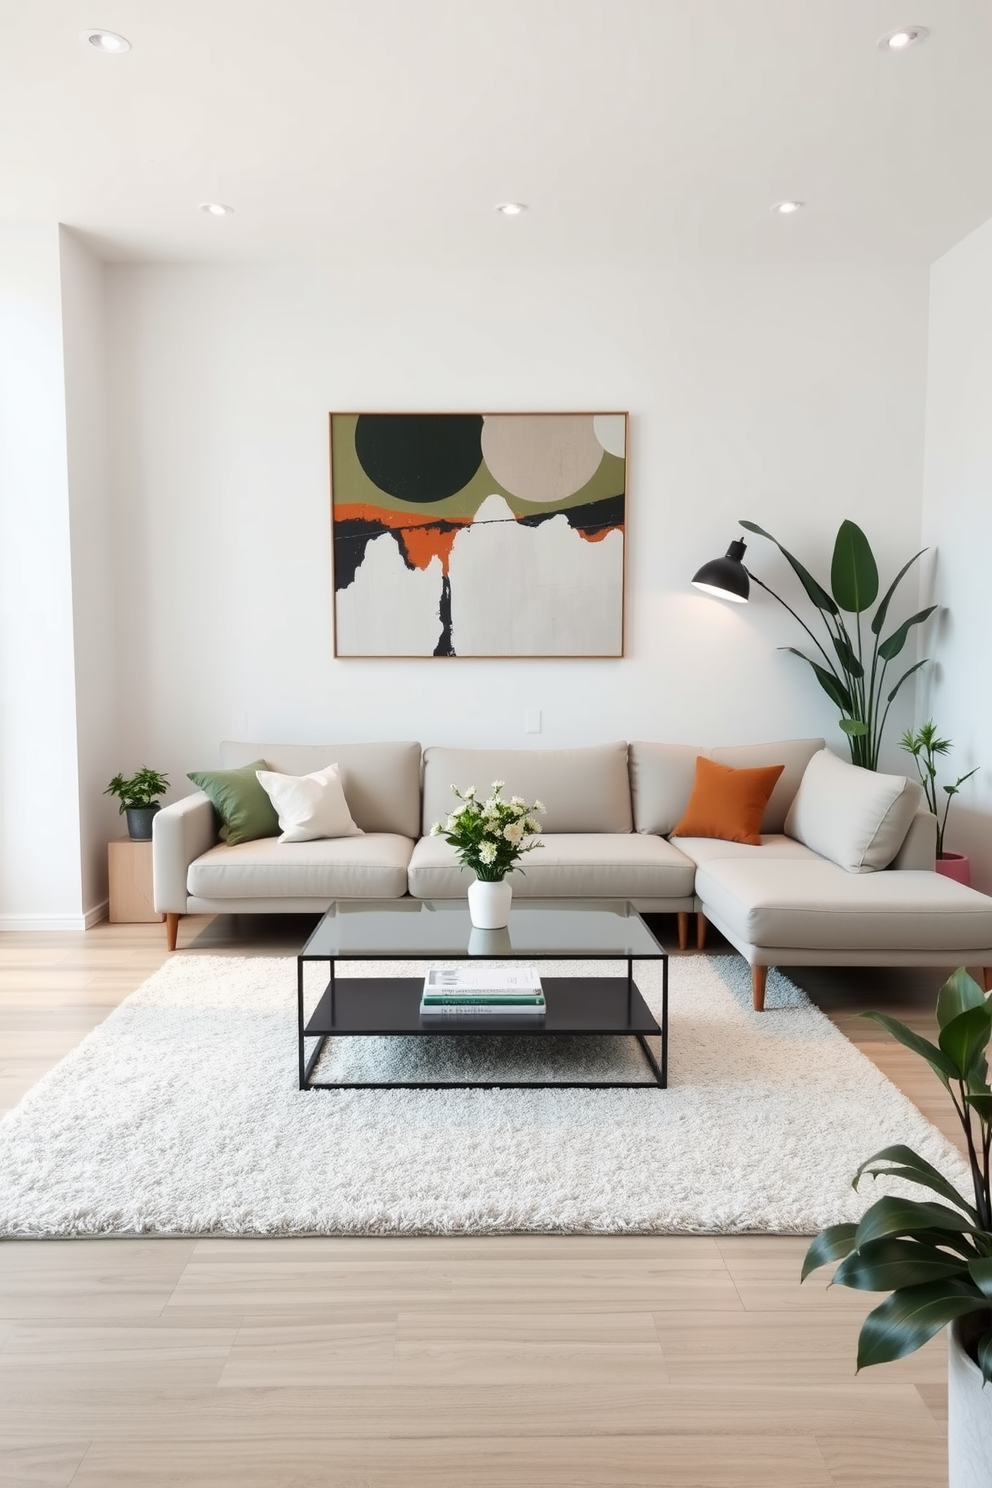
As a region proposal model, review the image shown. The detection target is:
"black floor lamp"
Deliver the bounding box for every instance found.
[691,539,750,603]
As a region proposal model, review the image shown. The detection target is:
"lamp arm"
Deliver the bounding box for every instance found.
[745,570,845,684]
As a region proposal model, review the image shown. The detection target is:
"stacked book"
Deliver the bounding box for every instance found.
[420,964,546,1018]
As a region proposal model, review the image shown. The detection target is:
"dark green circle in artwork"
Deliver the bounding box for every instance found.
[354,414,484,505]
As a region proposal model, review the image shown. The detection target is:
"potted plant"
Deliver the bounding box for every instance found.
[802,967,992,1487]
[430,780,544,927]
[740,519,936,771]
[900,720,979,885]
[104,767,170,841]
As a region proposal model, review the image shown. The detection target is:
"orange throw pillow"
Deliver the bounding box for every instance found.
[671,757,785,846]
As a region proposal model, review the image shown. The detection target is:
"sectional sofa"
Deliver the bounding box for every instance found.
[153,737,992,1010]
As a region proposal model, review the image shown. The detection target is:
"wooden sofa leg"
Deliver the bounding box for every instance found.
[752,965,768,1012]
[696,912,707,951]
[676,912,689,951]
[166,913,180,952]
[984,968,992,993]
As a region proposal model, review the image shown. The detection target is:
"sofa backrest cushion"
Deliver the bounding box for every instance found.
[630,737,824,835]
[707,738,825,833]
[219,741,422,838]
[783,747,922,873]
[421,743,632,835]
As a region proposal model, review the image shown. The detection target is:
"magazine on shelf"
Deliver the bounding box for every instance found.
[423,965,543,997]
[420,1001,546,1017]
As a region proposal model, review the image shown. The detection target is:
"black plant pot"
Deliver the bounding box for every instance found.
[125,805,160,841]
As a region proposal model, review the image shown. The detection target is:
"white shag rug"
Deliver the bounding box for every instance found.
[0,952,968,1238]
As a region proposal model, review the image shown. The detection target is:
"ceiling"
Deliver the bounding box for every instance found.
[2,0,991,267]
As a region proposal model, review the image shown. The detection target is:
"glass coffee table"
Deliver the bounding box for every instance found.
[297,898,668,1091]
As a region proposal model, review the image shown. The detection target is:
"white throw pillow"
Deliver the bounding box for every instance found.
[255,764,364,843]
[784,748,921,874]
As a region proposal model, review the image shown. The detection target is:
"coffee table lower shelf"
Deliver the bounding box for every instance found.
[299,974,667,1091]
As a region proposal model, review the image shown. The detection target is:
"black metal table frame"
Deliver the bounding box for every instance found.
[296,951,668,1092]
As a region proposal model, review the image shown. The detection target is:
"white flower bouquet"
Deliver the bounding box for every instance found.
[430,781,545,882]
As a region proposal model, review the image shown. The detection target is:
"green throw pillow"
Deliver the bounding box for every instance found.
[188,760,280,845]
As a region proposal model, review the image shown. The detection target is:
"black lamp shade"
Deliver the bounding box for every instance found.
[692,539,749,602]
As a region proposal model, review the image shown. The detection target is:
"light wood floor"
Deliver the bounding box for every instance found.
[0,915,967,1488]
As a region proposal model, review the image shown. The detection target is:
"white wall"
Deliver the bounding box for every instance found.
[921,215,992,890]
[106,258,930,794]
[59,227,121,916]
[0,227,84,926]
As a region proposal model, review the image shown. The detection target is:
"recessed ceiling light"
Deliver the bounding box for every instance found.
[771,200,804,215]
[495,203,527,216]
[199,202,234,217]
[80,29,131,53]
[878,25,929,50]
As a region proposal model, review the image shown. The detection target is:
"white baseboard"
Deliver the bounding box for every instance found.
[0,900,109,933]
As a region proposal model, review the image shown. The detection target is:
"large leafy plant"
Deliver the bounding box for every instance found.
[741,519,936,771]
[803,968,992,1381]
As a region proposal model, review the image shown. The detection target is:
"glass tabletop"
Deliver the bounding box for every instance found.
[300,898,666,961]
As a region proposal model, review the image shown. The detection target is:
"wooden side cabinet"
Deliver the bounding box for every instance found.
[108,838,163,923]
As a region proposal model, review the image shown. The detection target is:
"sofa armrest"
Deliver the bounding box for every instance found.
[891,808,937,871]
[153,792,217,912]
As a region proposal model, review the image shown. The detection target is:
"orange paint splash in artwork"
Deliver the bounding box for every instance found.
[574,522,624,545]
[512,512,624,545]
[335,503,469,575]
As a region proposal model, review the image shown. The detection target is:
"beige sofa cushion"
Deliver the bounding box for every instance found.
[421,744,632,835]
[784,748,921,873]
[630,738,824,835]
[220,741,421,838]
[187,834,413,900]
[696,859,992,952]
[407,833,695,900]
[672,834,824,867]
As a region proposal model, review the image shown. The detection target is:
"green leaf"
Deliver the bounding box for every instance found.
[860,1011,958,1084]
[977,1328,992,1385]
[833,1237,970,1292]
[937,968,989,1030]
[857,1279,986,1369]
[877,606,938,662]
[885,658,928,705]
[831,630,864,681]
[780,649,852,712]
[831,520,879,613]
[964,1092,992,1121]
[740,520,839,616]
[968,1258,992,1301]
[853,1144,978,1217]
[870,548,927,636]
[853,1196,976,1248]
[938,1005,992,1082]
[801,1223,859,1281]
[839,718,869,737]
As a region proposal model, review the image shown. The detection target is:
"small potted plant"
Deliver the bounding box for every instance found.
[899,720,979,885]
[802,968,992,1487]
[430,781,544,928]
[104,767,170,841]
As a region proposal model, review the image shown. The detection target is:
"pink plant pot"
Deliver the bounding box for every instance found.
[936,852,971,887]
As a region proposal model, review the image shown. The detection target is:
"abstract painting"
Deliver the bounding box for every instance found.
[330,412,626,657]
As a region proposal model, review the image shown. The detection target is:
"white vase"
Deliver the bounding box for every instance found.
[467,877,512,929]
[948,1318,992,1488]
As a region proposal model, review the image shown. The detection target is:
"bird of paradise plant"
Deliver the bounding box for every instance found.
[741,519,936,771]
